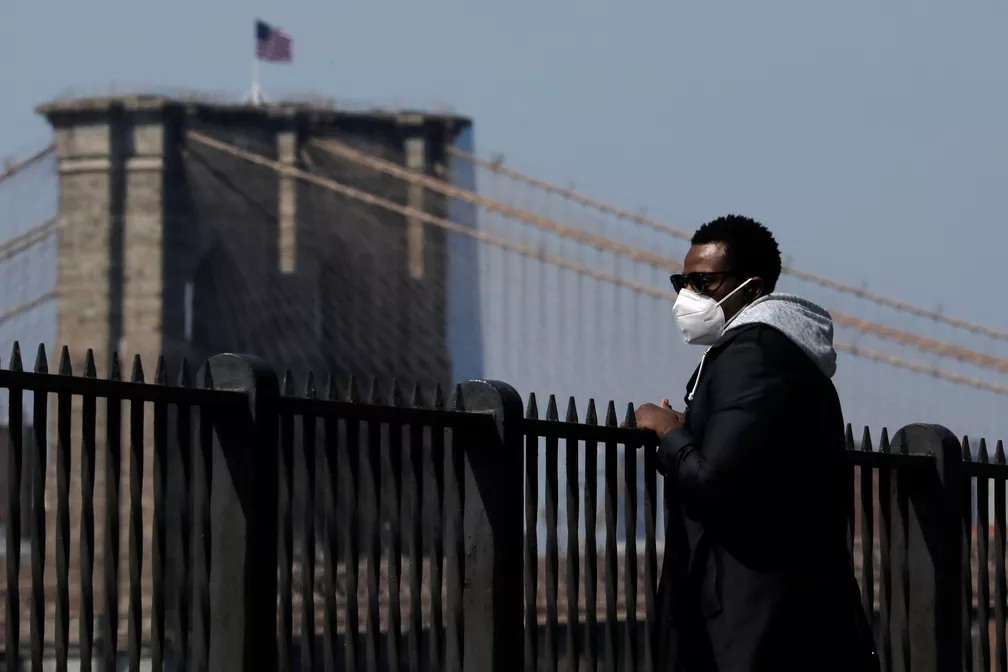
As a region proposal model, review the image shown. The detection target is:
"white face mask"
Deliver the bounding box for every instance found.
[672,278,754,346]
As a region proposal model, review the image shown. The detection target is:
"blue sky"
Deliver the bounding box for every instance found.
[3,0,1008,438]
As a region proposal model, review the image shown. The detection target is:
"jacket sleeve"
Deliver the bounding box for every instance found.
[656,335,794,524]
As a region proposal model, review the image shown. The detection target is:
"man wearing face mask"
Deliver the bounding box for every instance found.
[633,216,879,671]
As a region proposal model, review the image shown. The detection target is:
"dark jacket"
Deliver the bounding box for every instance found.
[654,301,880,671]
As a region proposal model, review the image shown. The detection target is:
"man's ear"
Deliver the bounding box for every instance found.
[750,277,765,299]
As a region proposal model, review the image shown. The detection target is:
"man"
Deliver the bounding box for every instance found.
[633,215,879,671]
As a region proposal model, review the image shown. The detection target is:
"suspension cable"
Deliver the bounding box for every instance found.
[187,130,1008,393]
[0,144,55,185]
[447,145,1008,342]
[309,136,1008,373]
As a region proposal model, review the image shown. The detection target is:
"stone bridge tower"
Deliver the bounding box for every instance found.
[39,95,478,383]
[21,95,482,661]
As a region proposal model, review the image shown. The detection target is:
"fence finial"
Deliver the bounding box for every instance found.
[34,343,47,373]
[525,392,539,419]
[434,383,444,409]
[622,402,636,429]
[109,352,121,381]
[9,341,22,371]
[177,359,192,387]
[545,394,558,421]
[58,345,71,375]
[130,354,143,383]
[565,397,578,423]
[605,401,617,427]
[411,382,424,408]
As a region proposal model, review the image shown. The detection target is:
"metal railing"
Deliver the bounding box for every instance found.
[0,345,1004,672]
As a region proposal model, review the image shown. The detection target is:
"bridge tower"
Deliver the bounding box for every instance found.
[23,94,483,661]
[38,95,481,384]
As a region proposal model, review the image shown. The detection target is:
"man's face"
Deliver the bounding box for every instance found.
[679,242,760,323]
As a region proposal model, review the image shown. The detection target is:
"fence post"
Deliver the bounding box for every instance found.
[202,353,280,672]
[892,423,963,672]
[454,380,525,672]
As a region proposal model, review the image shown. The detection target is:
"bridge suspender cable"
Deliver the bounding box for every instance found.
[308,136,1008,374]
[0,144,55,185]
[185,130,1008,395]
[447,145,1008,342]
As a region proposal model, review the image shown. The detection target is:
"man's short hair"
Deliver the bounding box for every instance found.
[691,215,782,294]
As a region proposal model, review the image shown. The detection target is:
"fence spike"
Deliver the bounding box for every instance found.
[131,354,144,383]
[109,351,122,381]
[346,376,359,402]
[434,383,445,410]
[154,356,167,385]
[281,370,294,396]
[565,396,578,423]
[452,383,464,411]
[177,359,192,388]
[84,350,97,379]
[525,392,539,420]
[34,343,48,374]
[605,401,618,427]
[58,345,72,376]
[200,363,214,390]
[623,402,637,429]
[9,341,22,371]
[368,378,381,404]
[962,435,972,462]
[411,382,424,408]
[860,426,873,452]
[391,379,404,407]
[844,424,855,451]
[979,439,990,463]
[324,373,337,401]
[304,371,317,398]
[879,427,890,453]
[546,395,559,421]
[586,399,598,426]
[996,440,1005,465]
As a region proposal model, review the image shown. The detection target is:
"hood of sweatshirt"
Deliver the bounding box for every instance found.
[725,292,838,379]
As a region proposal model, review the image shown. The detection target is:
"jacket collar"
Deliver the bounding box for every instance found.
[682,323,762,406]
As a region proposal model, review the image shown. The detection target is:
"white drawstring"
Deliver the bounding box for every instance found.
[687,347,712,402]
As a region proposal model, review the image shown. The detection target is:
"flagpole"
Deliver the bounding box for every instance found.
[251,56,261,105]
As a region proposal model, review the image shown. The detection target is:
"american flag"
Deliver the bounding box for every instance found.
[255,20,292,63]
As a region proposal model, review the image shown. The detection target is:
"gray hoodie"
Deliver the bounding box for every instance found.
[726,293,838,378]
[685,293,837,404]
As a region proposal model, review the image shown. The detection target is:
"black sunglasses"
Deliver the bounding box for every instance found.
[670,271,735,294]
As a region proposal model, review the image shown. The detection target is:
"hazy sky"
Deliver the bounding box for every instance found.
[2,0,1008,436]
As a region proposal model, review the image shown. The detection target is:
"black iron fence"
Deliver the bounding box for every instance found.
[0,345,1006,672]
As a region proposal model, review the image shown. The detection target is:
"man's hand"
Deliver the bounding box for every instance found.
[629,398,686,437]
